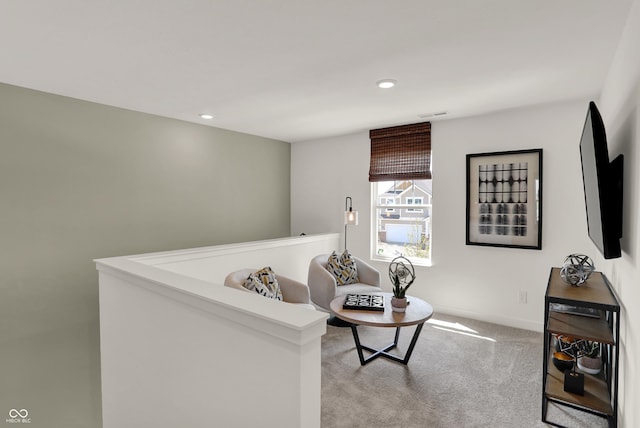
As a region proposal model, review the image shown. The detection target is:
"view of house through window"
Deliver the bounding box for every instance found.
[372,179,432,265]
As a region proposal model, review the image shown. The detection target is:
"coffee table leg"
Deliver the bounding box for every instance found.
[402,322,424,364]
[350,323,425,366]
[350,324,367,366]
[393,326,401,346]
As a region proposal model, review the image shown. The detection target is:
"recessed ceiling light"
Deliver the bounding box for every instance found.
[376,79,397,89]
[199,113,214,120]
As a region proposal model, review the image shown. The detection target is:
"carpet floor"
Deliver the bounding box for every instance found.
[321,313,609,428]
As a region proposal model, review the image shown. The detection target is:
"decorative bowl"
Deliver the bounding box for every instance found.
[577,356,602,375]
[552,352,574,372]
[554,335,576,353]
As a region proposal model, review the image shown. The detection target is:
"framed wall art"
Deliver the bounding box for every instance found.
[466,149,543,250]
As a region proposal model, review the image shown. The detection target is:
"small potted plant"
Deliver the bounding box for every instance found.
[388,256,416,313]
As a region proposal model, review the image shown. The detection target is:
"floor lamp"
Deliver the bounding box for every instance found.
[344,196,358,250]
[326,196,360,328]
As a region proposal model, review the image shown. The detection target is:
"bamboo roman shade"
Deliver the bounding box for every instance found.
[368,122,431,182]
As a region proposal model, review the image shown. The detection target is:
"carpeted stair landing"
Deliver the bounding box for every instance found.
[321,313,608,428]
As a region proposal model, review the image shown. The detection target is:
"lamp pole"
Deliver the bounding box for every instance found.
[344,196,358,250]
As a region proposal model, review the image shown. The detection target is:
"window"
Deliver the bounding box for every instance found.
[373,180,432,264]
[380,197,396,212]
[369,122,432,265]
[406,197,424,213]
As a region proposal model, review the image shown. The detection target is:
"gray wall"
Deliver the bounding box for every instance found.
[0,83,291,427]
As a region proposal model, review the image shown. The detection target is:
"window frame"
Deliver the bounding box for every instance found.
[371,180,432,267]
[368,121,432,266]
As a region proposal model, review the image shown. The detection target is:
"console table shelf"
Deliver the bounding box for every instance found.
[547,311,614,345]
[542,267,620,428]
[545,350,612,416]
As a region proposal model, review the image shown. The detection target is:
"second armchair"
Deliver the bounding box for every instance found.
[307,253,381,313]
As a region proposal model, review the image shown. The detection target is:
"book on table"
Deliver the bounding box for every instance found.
[343,294,384,311]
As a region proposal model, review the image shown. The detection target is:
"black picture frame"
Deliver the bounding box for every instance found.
[466,149,543,250]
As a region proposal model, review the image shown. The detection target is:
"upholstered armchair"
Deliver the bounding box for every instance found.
[307,254,381,312]
[224,268,315,310]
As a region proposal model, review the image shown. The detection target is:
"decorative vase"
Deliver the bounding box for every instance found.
[391,296,407,313]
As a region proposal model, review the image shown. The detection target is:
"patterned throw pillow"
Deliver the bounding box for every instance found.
[242,267,283,301]
[326,250,359,285]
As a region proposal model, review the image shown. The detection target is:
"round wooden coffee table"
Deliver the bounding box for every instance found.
[329,291,433,365]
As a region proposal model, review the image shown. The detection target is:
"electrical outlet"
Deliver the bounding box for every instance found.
[518,290,528,304]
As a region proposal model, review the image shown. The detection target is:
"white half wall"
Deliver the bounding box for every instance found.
[133,233,340,285]
[292,100,595,332]
[96,234,337,428]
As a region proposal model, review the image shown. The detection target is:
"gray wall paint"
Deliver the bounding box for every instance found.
[0,83,291,427]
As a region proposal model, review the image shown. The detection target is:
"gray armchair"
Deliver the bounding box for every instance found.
[307,254,381,312]
[224,268,315,310]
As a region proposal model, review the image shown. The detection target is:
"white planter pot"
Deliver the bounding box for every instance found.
[391,296,407,313]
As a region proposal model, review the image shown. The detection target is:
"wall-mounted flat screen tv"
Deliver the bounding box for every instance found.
[579,101,623,259]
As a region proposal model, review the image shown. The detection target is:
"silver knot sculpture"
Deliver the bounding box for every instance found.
[560,254,595,286]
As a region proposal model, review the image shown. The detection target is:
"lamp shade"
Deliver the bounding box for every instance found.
[345,210,359,225]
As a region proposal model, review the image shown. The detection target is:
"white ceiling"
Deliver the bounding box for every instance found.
[0,1,634,143]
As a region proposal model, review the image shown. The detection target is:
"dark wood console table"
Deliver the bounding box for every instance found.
[542,267,620,427]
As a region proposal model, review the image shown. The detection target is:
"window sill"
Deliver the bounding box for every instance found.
[371,254,432,268]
